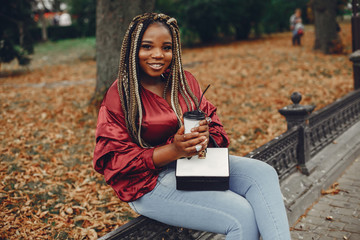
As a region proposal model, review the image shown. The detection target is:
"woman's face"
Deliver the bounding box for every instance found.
[138,22,173,80]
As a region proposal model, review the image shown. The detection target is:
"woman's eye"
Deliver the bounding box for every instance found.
[141,44,151,49]
[164,46,172,51]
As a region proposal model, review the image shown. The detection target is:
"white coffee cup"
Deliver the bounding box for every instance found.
[183,111,206,134]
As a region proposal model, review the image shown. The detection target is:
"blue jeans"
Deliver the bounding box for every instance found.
[129,155,291,240]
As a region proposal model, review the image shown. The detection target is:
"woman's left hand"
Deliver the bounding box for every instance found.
[191,119,210,148]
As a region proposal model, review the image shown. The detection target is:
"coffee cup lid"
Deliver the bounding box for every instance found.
[183,110,206,120]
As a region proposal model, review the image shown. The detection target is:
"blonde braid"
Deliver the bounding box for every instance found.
[117,24,133,114]
[128,26,140,141]
[170,65,181,122]
[132,23,148,148]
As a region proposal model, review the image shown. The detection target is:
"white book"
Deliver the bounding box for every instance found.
[176,148,229,191]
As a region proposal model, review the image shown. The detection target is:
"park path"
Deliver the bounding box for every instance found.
[290,156,360,240]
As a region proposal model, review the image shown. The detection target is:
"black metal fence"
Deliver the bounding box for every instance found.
[308,90,360,156]
[246,89,360,179]
[246,126,300,180]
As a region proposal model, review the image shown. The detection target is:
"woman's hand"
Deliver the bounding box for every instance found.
[191,119,210,144]
[172,124,208,158]
[152,120,210,167]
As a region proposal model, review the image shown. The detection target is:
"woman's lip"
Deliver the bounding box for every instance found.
[147,63,164,70]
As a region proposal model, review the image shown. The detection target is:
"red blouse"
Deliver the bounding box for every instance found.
[93,71,229,202]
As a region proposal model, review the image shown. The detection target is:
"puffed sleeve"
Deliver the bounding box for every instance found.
[184,71,230,148]
[93,82,160,202]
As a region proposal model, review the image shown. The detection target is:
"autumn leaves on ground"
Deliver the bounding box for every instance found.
[0,23,354,239]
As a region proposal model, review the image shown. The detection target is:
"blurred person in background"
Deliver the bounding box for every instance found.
[290,8,303,46]
[59,10,71,26]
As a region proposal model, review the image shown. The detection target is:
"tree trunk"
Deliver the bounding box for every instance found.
[18,22,24,47]
[352,0,360,52]
[39,10,48,41]
[312,0,342,54]
[92,0,155,108]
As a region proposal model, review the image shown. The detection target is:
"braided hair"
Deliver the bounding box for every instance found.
[117,13,199,148]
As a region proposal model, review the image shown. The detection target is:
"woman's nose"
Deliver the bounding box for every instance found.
[151,48,164,58]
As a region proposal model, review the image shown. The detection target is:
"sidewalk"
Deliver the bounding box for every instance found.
[290,156,360,240]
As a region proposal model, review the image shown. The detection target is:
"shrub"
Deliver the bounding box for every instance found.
[68,0,96,37]
[0,0,35,66]
[156,0,270,44]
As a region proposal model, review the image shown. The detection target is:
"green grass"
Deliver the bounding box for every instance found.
[34,37,96,55]
[27,37,96,66]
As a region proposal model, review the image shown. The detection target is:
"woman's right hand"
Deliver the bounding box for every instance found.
[172,126,208,158]
[152,125,207,168]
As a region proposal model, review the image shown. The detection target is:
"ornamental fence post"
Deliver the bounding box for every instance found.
[278,92,315,175]
[350,50,360,90]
